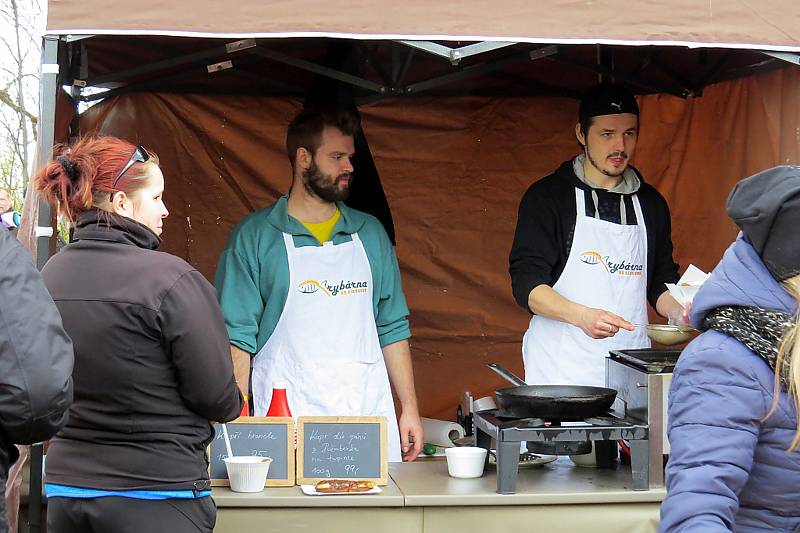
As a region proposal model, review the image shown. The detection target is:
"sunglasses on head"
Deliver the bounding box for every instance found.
[109,145,150,201]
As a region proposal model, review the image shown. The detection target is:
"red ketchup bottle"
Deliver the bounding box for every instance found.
[239,396,250,418]
[266,381,292,417]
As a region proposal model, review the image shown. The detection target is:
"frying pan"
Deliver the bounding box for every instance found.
[487,363,617,420]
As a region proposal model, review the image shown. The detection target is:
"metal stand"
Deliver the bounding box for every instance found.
[28,444,44,533]
[475,411,650,494]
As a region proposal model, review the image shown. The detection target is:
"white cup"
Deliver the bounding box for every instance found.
[569,441,598,467]
[224,456,272,492]
[472,396,497,412]
[444,446,488,478]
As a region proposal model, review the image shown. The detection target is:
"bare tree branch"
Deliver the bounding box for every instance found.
[0,88,37,125]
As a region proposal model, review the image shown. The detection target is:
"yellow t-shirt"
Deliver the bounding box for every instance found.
[301,208,341,244]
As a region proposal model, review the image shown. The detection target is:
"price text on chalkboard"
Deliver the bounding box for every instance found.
[297,416,388,485]
[208,417,295,487]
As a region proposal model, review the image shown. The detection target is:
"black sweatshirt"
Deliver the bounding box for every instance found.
[42,210,243,491]
[509,159,680,312]
[0,227,73,508]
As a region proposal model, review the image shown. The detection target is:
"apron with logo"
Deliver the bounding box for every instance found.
[252,232,402,462]
[523,188,650,386]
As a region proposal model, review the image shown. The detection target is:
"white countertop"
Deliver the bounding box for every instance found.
[213,457,665,507]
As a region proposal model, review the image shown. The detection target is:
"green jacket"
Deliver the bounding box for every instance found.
[215,196,411,355]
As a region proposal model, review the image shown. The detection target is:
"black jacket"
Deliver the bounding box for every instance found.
[0,227,73,523]
[509,159,680,311]
[42,210,242,491]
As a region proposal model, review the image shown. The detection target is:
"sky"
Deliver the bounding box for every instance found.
[0,0,45,201]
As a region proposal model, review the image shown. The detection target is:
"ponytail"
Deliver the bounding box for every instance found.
[35,145,97,222]
[33,136,158,222]
[770,275,800,451]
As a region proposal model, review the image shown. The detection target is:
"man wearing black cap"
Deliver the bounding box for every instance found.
[509,83,686,386]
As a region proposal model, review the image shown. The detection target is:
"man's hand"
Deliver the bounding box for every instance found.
[229,345,252,398]
[667,302,692,327]
[528,285,634,339]
[575,307,635,339]
[656,292,691,327]
[398,409,423,462]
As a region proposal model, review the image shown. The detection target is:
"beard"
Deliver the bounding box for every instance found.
[302,159,352,203]
[586,145,628,178]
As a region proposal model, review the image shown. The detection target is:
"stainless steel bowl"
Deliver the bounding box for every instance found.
[645,324,697,346]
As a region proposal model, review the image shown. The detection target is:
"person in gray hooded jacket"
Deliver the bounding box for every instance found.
[0,225,74,532]
[660,166,800,532]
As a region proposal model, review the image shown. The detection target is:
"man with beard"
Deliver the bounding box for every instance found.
[509,84,685,387]
[216,108,422,462]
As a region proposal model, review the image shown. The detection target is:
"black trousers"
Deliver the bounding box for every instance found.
[47,496,216,533]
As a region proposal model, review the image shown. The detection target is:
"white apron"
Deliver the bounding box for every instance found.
[523,188,650,386]
[252,232,402,462]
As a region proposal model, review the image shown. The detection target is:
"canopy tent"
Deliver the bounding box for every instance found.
[36,0,800,422]
[44,0,800,51]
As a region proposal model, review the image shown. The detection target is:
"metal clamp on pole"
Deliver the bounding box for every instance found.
[36,226,54,238]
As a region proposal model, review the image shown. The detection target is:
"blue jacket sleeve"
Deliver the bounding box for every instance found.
[659,335,764,532]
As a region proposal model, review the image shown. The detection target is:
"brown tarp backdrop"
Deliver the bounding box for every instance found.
[78,65,800,419]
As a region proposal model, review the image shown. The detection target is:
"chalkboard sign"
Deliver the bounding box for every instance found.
[208,417,295,487]
[296,416,388,485]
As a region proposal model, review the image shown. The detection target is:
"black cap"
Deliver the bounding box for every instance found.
[578,83,640,123]
[726,165,800,281]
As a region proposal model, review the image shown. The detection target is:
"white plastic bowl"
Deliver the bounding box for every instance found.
[444,446,488,478]
[224,456,272,492]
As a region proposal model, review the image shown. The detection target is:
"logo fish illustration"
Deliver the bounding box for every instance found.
[580,251,603,265]
[581,251,612,273]
[298,280,330,296]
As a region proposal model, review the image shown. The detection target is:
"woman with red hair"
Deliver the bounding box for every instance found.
[34,136,243,533]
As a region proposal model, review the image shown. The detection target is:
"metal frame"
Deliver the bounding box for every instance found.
[550,53,690,98]
[64,37,795,107]
[80,38,258,92]
[396,40,516,65]
[763,51,800,66]
[246,46,387,94]
[403,45,557,94]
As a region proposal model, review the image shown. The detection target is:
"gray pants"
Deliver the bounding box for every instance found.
[47,496,216,533]
[0,494,7,533]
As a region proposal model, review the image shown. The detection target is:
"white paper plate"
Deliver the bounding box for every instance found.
[300,484,383,496]
[488,451,557,468]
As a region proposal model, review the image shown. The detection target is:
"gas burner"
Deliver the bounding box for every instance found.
[610,348,682,373]
[583,415,636,426]
[474,410,651,494]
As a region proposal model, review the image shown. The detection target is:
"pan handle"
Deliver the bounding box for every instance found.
[486,363,527,387]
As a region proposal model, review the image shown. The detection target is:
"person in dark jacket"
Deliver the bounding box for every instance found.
[0,225,73,533]
[34,136,243,533]
[0,224,73,533]
[509,83,684,387]
[660,166,800,532]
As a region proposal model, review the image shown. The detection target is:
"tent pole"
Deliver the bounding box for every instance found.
[763,51,800,66]
[552,54,687,98]
[27,35,61,533]
[396,40,516,65]
[403,45,557,94]
[247,46,386,94]
[36,35,60,269]
[84,38,256,88]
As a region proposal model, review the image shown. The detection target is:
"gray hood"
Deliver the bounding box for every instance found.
[573,154,641,194]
